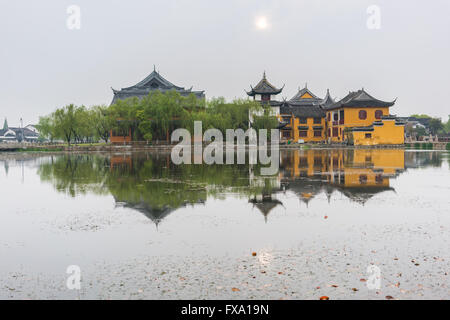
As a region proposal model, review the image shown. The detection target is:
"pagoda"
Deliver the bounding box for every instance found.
[246,72,284,110]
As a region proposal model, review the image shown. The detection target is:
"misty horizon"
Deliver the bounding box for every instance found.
[1,0,449,126]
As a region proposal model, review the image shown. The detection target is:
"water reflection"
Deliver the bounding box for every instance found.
[23,149,446,224]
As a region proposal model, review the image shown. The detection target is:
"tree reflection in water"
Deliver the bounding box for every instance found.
[37,149,446,223]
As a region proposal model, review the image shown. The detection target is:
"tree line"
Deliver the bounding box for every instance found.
[36,91,278,146]
[407,114,450,137]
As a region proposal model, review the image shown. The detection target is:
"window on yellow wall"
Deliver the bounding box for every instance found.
[313,117,321,124]
[332,128,338,137]
[314,130,322,137]
[299,117,307,124]
[375,110,383,119]
[359,110,367,120]
[333,113,338,121]
[299,130,308,137]
[365,133,372,138]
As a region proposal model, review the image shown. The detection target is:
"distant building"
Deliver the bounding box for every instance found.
[279,86,331,142]
[111,67,205,105]
[246,71,284,112]
[110,67,205,143]
[0,121,39,143]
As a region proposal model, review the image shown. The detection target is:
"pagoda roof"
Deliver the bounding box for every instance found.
[324,89,396,110]
[320,89,335,108]
[289,85,322,103]
[246,72,284,96]
[111,67,205,105]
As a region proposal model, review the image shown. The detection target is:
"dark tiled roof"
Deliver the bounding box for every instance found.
[324,89,396,110]
[320,89,335,108]
[247,72,284,96]
[111,68,205,105]
[279,101,326,118]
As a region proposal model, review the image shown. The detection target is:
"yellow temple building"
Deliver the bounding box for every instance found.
[323,89,405,145]
[246,73,405,146]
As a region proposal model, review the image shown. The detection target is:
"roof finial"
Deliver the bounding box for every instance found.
[153,64,156,72]
[263,71,266,80]
[305,82,308,89]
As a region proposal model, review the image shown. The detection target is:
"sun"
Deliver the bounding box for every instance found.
[255,16,269,30]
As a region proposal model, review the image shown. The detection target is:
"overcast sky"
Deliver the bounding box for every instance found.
[1,0,449,126]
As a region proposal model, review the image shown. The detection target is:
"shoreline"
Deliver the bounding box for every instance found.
[0,143,411,153]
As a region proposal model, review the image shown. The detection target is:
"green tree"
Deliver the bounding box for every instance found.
[54,104,77,146]
[91,105,114,142]
[36,115,57,142]
[428,118,444,135]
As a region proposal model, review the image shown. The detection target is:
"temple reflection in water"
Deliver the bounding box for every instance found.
[32,148,436,225]
[279,149,404,205]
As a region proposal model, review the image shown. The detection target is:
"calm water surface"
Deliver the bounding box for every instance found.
[0,149,449,299]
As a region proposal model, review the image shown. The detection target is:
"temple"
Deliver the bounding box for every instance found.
[111,66,205,105]
[323,89,404,145]
[278,85,329,142]
[110,67,205,143]
[246,73,405,146]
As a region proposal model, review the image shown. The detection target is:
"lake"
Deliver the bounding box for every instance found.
[0,148,449,299]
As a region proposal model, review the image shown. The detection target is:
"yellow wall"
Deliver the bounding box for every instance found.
[279,114,325,142]
[326,107,389,142]
[352,120,405,146]
[342,107,389,127]
[292,117,326,142]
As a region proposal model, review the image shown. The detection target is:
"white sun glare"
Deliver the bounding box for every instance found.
[255,16,269,30]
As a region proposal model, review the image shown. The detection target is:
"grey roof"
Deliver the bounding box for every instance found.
[279,101,326,118]
[111,67,205,105]
[324,89,396,110]
[0,127,38,138]
[246,72,284,96]
[320,89,335,108]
